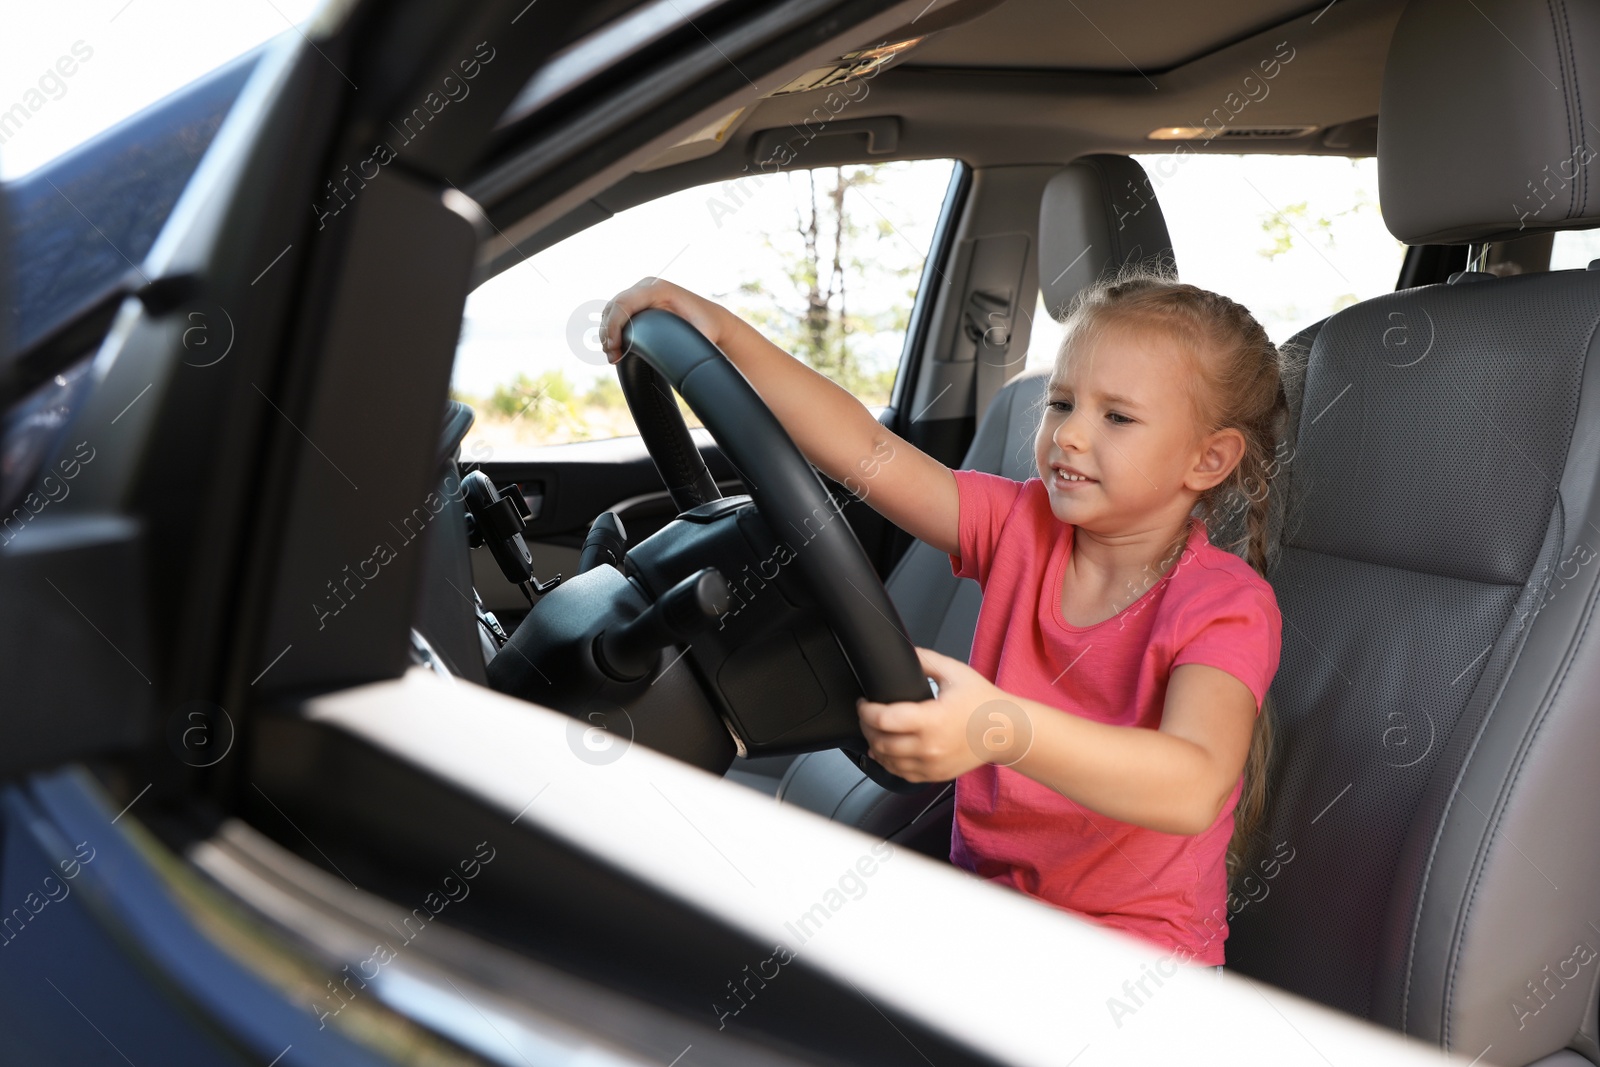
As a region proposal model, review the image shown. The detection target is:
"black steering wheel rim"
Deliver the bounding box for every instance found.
[617,309,935,793]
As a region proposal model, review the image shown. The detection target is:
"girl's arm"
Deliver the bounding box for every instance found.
[859,649,1258,835]
[1006,663,1257,834]
[602,278,960,555]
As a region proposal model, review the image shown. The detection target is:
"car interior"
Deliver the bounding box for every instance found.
[7,0,1600,1063]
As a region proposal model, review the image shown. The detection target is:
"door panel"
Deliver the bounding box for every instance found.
[466,435,746,614]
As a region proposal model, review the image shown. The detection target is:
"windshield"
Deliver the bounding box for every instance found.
[2,1,319,180]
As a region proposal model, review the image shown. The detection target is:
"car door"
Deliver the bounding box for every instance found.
[0,1,1019,1064]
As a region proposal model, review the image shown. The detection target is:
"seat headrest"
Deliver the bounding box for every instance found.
[1379,0,1600,244]
[1038,155,1176,322]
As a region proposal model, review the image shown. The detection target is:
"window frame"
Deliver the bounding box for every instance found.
[887,158,972,421]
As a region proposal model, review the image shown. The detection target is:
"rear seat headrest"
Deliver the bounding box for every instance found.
[1379,0,1600,244]
[1038,155,1177,323]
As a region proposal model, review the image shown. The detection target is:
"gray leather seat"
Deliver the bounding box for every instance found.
[1224,2,1600,1063]
[774,154,1180,854]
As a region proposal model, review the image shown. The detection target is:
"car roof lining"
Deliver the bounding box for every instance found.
[905,0,1342,73]
[467,0,1405,287]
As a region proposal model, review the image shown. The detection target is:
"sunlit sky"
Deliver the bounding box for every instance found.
[2,0,320,180]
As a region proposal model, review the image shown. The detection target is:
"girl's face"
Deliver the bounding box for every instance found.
[1035,321,1225,532]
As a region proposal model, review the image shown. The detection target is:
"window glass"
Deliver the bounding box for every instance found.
[452,159,958,455]
[4,1,318,179]
[1024,155,1406,372]
[1549,229,1600,270]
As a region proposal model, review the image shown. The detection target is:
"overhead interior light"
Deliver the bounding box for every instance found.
[1146,126,1214,141]
[765,36,925,97]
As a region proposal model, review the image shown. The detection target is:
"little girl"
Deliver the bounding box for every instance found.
[602,273,1285,967]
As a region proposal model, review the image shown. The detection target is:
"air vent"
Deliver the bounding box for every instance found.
[1214,125,1319,139]
[1147,124,1319,142]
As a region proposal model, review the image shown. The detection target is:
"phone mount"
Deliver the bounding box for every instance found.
[462,471,562,606]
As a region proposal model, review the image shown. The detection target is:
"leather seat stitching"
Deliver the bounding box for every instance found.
[1409,288,1600,1034]
[1279,542,1526,588]
[1445,501,1595,1050]
[1556,0,1586,217]
[1545,0,1572,221]
[1400,489,1578,1032]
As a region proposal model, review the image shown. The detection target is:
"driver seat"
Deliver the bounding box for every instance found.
[775,153,1180,852]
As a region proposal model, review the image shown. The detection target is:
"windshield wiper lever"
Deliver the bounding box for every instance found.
[578,511,627,573]
[594,567,730,682]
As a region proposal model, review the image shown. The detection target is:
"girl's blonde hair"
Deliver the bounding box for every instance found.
[1049,267,1293,888]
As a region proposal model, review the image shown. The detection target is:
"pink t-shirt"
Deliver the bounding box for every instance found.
[947,469,1282,965]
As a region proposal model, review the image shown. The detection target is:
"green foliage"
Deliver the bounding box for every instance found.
[1257,201,1325,260]
[1257,189,1380,261]
[485,371,564,419]
[581,375,625,410]
[731,164,922,406]
[475,370,631,440]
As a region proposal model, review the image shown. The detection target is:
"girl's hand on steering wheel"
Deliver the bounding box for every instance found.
[857,647,1013,783]
[601,279,730,364]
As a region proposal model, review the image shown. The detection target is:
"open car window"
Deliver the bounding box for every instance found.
[451,158,958,455]
[1550,228,1600,269]
[1025,153,1407,370]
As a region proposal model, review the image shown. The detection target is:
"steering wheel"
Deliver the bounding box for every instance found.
[616,309,936,794]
